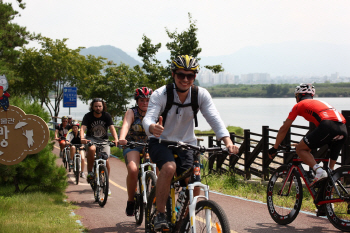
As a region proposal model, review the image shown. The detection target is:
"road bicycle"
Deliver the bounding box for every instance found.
[120,141,157,225]
[145,139,231,233]
[70,144,85,185]
[87,141,115,207]
[266,146,350,232]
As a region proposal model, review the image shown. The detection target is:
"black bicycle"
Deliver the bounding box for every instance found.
[267,146,350,232]
[145,139,231,233]
[87,141,115,207]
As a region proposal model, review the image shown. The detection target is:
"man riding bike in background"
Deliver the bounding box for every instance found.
[268,83,348,186]
[143,55,239,230]
[55,116,71,158]
[80,98,119,195]
[66,121,86,178]
[119,87,153,216]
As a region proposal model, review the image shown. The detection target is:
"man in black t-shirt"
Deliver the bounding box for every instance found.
[80,98,119,195]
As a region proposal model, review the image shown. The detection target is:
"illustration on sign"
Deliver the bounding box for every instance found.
[0,105,49,165]
[0,75,10,111]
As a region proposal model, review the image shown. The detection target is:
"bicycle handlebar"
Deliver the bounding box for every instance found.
[119,141,148,149]
[87,141,116,148]
[158,139,235,156]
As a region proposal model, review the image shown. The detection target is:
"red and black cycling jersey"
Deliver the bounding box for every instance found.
[287,99,346,127]
[56,124,71,137]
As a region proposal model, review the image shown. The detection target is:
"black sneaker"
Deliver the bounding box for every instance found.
[154,212,169,230]
[87,172,94,183]
[125,201,135,216]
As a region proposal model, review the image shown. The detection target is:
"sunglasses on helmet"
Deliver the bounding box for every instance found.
[175,72,196,81]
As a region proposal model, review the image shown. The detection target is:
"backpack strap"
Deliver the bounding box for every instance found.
[160,84,199,127]
[160,83,174,127]
[191,85,199,127]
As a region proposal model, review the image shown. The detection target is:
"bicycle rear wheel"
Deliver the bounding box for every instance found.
[97,165,109,207]
[134,173,143,225]
[145,186,172,233]
[324,166,350,232]
[75,157,80,185]
[266,165,303,225]
[180,200,230,233]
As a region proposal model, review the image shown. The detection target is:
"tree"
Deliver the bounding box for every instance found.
[15,37,105,121]
[77,62,147,118]
[0,0,39,81]
[137,13,224,89]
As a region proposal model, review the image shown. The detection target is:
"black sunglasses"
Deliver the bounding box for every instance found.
[175,72,196,81]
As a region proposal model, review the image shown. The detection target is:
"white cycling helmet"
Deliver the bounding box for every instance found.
[294,83,315,97]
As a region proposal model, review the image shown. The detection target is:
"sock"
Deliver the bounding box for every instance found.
[313,164,323,174]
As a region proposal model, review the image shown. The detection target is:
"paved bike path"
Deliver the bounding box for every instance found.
[53,143,340,232]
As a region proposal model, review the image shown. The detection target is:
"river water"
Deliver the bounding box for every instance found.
[56,97,350,134]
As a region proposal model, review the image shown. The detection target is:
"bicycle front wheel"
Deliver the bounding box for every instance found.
[180,200,230,233]
[145,171,157,200]
[324,166,350,232]
[266,165,303,225]
[135,173,143,225]
[75,157,80,185]
[97,165,109,207]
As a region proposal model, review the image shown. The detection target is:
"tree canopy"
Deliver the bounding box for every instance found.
[137,13,224,89]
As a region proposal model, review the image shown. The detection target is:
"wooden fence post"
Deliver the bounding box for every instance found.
[229,132,236,171]
[244,129,251,180]
[282,127,291,165]
[262,126,269,180]
[208,136,215,173]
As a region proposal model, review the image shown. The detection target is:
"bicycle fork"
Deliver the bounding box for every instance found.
[187,182,210,233]
[141,162,157,205]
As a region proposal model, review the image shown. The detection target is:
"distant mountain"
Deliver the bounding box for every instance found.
[200,41,350,76]
[80,45,142,67]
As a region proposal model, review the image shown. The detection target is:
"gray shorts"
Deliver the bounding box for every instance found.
[85,136,110,156]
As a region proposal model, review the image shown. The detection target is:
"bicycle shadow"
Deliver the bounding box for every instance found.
[243,222,339,233]
[89,221,145,233]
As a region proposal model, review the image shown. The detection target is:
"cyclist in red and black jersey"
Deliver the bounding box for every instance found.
[268,83,347,186]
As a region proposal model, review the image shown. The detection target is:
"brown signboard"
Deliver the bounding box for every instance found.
[0,105,49,165]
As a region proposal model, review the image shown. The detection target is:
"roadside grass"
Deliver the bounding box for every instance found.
[0,184,86,233]
[111,146,124,162]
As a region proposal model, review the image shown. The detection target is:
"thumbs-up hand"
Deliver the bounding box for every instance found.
[152,116,164,138]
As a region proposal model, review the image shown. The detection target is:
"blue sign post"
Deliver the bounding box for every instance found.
[63,87,77,114]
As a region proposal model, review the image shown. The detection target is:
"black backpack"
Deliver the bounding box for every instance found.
[161,83,199,127]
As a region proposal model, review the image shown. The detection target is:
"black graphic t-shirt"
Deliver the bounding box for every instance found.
[82,111,114,140]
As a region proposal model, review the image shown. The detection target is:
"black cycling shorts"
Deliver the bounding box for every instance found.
[303,120,348,160]
[149,138,194,177]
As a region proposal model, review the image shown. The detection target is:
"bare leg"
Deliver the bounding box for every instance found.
[80,149,85,172]
[125,151,140,202]
[156,161,176,213]
[329,159,337,170]
[87,145,96,172]
[296,140,317,168]
[70,146,76,161]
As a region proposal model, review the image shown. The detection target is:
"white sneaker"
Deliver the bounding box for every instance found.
[108,189,111,196]
[311,170,327,187]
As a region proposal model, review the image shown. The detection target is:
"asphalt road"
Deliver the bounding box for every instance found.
[53,143,341,233]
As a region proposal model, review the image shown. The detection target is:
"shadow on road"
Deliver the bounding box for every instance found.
[89,221,145,233]
[244,222,339,233]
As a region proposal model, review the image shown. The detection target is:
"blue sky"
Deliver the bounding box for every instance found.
[8,0,350,58]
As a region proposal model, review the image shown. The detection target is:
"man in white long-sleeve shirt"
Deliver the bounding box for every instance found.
[143,55,239,230]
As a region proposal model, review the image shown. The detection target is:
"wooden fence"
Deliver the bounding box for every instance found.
[204,110,350,181]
